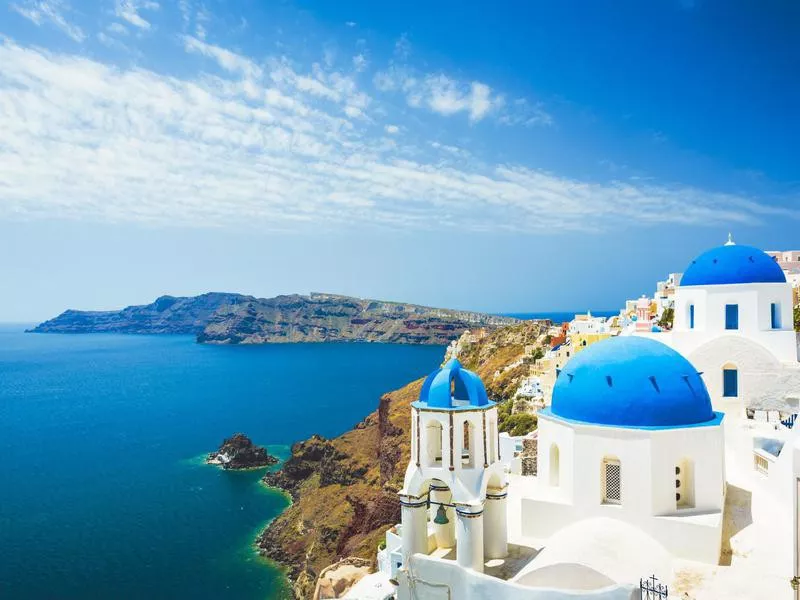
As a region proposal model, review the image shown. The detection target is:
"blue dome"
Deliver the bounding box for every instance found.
[551,337,714,428]
[415,358,491,410]
[681,244,785,286]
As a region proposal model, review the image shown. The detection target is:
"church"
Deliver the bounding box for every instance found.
[352,239,800,600]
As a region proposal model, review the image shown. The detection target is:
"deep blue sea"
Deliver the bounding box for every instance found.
[0,325,444,600]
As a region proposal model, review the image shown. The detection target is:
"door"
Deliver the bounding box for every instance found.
[723,368,738,398]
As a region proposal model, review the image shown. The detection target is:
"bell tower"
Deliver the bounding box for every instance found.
[399,359,508,573]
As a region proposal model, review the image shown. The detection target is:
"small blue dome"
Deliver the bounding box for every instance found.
[681,244,785,286]
[416,358,490,410]
[551,337,714,428]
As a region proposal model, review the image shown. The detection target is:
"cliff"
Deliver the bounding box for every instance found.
[30,292,517,345]
[29,292,249,334]
[197,293,518,345]
[256,320,549,599]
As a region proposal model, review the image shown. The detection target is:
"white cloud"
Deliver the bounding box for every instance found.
[353,53,368,72]
[114,0,159,30]
[182,35,262,80]
[10,0,85,42]
[107,22,129,35]
[0,37,795,235]
[385,124,399,135]
[373,71,504,123]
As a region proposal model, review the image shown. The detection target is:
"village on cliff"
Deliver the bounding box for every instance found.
[329,238,800,600]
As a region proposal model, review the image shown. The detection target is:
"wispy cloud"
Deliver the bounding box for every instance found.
[10,0,85,42]
[0,38,794,234]
[114,0,159,30]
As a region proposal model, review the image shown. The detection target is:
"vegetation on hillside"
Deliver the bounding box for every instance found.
[657,307,674,330]
[257,320,550,598]
[794,303,799,331]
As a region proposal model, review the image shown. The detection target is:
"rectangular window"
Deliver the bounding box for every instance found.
[689,304,695,329]
[603,459,621,505]
[723,368,738,398]
[771,303,780,329]
[725,304,739,330]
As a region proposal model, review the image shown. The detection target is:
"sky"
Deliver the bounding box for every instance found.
[0,0,799,321]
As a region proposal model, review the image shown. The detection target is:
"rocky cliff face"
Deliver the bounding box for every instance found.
[30,291,516,345]
[256,320,548,599]
[197,293,518,345]
[29,292,250,334]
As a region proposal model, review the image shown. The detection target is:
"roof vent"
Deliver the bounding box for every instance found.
[606,375,613,387]
[649,376,660,393]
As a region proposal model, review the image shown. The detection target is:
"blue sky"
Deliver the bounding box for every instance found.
[1,0,798,321]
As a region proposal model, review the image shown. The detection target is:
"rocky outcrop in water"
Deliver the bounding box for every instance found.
[207,433,277,470]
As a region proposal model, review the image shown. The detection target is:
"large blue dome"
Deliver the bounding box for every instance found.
[681,243,786,286]
[414,358,491,410]
[550,337,715,428]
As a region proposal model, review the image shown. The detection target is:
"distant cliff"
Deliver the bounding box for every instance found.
[198,293,518,345]
[29,293,249,334]
[30,292,517,345]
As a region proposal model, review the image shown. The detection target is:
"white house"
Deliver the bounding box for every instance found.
[630,236,800,417]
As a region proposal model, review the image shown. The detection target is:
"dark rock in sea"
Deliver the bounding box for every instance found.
[207,433,278,470]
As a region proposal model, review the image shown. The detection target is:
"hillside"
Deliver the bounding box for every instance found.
[197,293,517,345]
[256,320,549,599]
[30,292,517,345]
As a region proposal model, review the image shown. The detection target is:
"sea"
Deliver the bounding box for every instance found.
[0,325,445,600]
[506,310,618,323]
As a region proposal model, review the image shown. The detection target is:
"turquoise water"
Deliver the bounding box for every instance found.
[0,325,444,599]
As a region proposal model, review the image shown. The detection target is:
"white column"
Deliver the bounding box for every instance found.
[400,495,428,564]
[456,504,484,572]
[430,484,455,549]
[484,487,508,559]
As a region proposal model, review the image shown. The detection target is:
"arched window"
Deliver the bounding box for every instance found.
[602,457,621,505]
[549,443,560,487]
[688,304,695,329]
[461,421,475,468]
[488,420,497,464]
[675,458,694,509]
[425,421,443,467]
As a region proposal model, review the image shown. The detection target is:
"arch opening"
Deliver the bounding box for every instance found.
[425,421,443,467]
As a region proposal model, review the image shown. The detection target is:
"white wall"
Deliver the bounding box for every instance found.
[672,282,797,362]
[397,555,636,600]
[524,414,725,563]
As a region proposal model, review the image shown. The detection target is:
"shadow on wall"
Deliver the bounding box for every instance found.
[719,483,753,566]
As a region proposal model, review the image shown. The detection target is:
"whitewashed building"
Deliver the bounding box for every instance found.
[372,337,727,600]
[629,236,800,417]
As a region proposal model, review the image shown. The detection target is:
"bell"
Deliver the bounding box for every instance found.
[433,504,449,525]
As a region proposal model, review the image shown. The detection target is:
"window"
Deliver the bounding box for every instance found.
[675,459,694,508]
[725,304,739,330]
[461,421,475,468]
[602,457,621,505]
[549,444,560,487]
[689,304,695,329]
[771,303,781,329]
[425,422,443,467]
[723,368,738,398]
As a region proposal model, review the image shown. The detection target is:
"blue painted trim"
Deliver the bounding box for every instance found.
[539,407,725,430]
